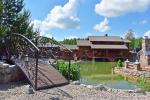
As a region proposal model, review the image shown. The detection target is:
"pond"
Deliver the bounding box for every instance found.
[79,61,150,91]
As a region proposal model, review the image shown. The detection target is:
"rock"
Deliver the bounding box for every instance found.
[69,80,73,83]
[71,81,80,85]
[134,88,145,94]
[80,84,86,87]
[9,65,16,68]
[94,84,107,91]
[26,85,34,94]
[0,62,4,67]
[144,73,150,78]
[86,85,93,89]
[127,90,134,93]
[0,63,9,69]
[50,95,59,100]
[5,67,12,74]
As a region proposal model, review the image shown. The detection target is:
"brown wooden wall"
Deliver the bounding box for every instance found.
[38,46,130,61]
[77,46,130,61]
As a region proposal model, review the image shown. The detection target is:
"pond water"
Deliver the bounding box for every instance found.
[79,61,149,91]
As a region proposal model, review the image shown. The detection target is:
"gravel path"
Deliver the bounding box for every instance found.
[0,82,150,100]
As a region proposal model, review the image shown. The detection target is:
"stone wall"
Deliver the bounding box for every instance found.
[0,62,25,83]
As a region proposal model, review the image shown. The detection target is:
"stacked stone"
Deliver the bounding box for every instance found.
[0,61,25,83]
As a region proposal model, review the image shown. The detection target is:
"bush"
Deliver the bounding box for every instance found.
[56,61,79,81]
[117,59,123,67]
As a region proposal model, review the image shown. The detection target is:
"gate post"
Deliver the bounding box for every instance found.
[35,50,38,90]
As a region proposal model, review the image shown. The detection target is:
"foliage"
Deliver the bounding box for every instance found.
[56,61,79,81]
[124,29,142,49]
[0,0,23,32]
[124,29,135,49]
[0,0,35,39]
[60,38,86,45]
[38,36,55,45]
[61,38,79,45]
[0,0,36,55]
[137,77,150,91]
[11,10,35,40]
[117,59,123,67]
[134,37,142,48]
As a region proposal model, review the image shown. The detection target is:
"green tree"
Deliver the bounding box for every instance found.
[11,10,35,40]
[61,38,80,45]
[124,29,135,49]
[134,37,142,48]
[0,0,5,36]
[38,36,55,45]
[1,0,23,32]
[0,0,35,56]
[0,0,35,40]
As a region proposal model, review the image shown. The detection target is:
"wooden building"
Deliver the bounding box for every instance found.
[76,36,130,61]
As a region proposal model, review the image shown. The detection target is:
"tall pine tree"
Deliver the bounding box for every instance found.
[0,0,35,39]
[1,0,23,32]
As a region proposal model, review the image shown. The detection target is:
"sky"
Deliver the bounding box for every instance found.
[24,0,150,40]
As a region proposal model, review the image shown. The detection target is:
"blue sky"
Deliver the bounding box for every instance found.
[24,0,150,40]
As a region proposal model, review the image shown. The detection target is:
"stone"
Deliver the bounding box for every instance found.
[94,84,107,91]
[9,65,16,68]
[5,67,12,74]
[80,84,86,87]
[0,63,9,69]
[51,95,59,100]
[127,90,134,93]
[134,88,145,94]
[71,81,80,85]
[86,85,93,89]
[26,85,34,94]
[144,73,150,78]
[0,62,4,67]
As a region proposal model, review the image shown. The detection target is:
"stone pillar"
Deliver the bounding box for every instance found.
[134,60,140,70]
[125,59,130,69]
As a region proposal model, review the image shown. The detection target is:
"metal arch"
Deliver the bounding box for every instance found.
[11,33,40,52]
[5,33,39,90]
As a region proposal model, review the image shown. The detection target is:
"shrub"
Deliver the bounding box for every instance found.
[56,61,79,81]
[117,59,123,67]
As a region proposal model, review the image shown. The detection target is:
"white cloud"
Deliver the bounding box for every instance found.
[144,30,150,38]
[139,20,148,24]
[132,19,148,25]
[94,18,110,32]
[65,35,79,39]
[31,0,80,36]
[95,0,150,17]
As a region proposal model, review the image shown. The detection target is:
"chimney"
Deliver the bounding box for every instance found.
[144,36,148,39]
[105,34,108,37]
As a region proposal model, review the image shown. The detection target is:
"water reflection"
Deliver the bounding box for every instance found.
[80,61,138,90]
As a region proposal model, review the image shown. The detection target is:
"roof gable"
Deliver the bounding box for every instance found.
[77,40,91,46]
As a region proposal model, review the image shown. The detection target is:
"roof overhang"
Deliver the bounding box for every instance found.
[91,45,128,49]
